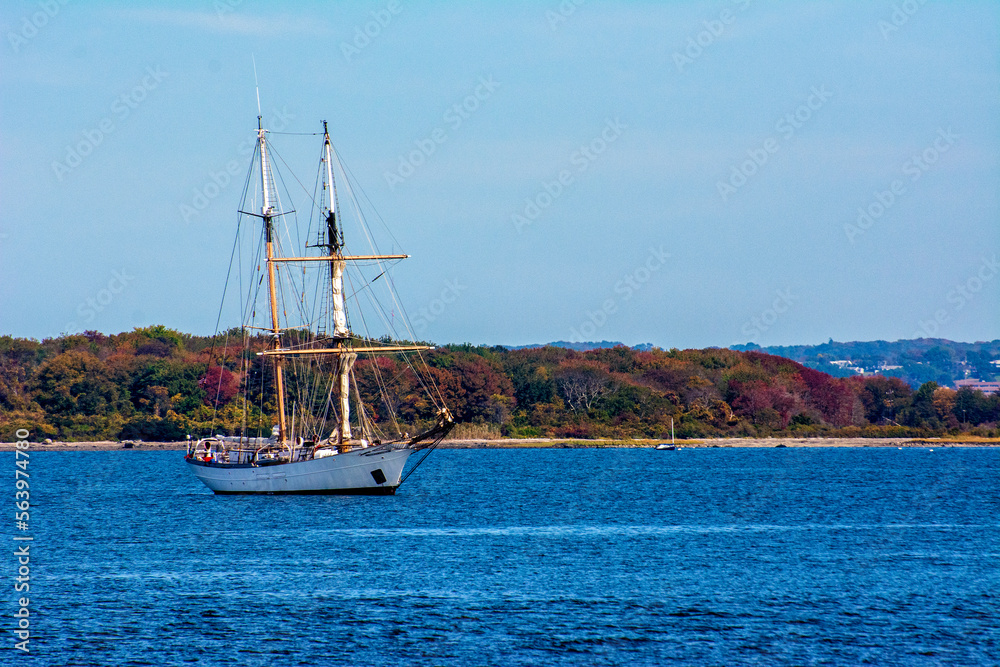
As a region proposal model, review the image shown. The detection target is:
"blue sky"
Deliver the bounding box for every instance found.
[1,0,997,349]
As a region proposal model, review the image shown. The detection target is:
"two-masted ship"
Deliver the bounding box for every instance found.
[185,116,453,494]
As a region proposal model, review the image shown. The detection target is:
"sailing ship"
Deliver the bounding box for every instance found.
[185,115,454,494]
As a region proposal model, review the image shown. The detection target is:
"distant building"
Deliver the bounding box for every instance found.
[829,359,865,373]
[954,379,1000,395]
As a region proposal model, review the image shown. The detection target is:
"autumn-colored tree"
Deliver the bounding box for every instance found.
[438,354,516,423]
[797,367,857,427]
[728,379,797,428]
[199,366,240,408]
[3,330,999,441]
[932,387,958,424]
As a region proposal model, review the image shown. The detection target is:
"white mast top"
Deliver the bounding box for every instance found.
[324,123,350,340]
[252,54,262,117]
[325,128,336,217]
[259,121,274,217]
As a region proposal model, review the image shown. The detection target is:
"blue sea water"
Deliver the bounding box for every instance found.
[10,446,1000,665]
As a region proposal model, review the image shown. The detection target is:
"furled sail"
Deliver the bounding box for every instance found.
[331,260,349,339]
[336,351,357,442]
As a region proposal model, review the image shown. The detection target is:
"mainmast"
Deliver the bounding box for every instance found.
[323,121,356,443]
[251,120,436,448]
[259,116,289,444]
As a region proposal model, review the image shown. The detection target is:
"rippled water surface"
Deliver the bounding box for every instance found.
[19,447,1000,665]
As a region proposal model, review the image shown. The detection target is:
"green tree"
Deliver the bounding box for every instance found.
[899,381,940,428]
[33,351,132,417]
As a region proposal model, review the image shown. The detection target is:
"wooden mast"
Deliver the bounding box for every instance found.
[259,116,289,445]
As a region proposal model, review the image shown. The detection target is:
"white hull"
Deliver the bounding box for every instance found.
[186,447,414,495]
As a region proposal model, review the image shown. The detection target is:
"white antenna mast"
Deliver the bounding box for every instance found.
[252,54,262,117]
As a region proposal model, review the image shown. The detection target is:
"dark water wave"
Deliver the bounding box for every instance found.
[17,447,1000,665]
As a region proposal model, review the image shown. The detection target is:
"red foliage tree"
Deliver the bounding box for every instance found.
[199,366,240,408]
[797,367,858,427]
[728,379,797,428]
[429,355,515,423]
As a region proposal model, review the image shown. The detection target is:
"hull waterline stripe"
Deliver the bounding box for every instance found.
[212,487,397,496]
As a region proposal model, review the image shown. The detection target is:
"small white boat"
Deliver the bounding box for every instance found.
[655,418,678,450]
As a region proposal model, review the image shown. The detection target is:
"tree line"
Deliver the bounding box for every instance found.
[1,327,998,442]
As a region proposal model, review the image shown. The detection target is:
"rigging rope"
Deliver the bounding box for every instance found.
[398,436,445,486]
[211,128,452,451]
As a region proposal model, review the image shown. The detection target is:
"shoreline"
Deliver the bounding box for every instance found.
[1,437,997,452]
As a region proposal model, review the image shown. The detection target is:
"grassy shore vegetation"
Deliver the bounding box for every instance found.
[1,327,999,442]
